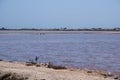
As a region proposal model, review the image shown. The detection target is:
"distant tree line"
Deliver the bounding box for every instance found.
[0,27,120,31]
[0,27,6,30]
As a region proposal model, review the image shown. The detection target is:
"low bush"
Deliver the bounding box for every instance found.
[47,62,67,70]
[0,72,28,80]
[0,59,3,61]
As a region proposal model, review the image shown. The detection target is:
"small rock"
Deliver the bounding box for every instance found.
[87,71,92,73]
[40,79,46,80]
[114,75,120,80]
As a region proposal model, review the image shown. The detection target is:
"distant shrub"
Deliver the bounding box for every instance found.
[0,72,28,80]
[25,56,39,66]
[47,62,67,70]
[35,56,39,64]
[0,59,3,61]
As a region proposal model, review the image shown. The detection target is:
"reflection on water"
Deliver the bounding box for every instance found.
[0,31,120,73]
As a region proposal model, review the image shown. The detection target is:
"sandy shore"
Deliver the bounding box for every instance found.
[0,61,119,80]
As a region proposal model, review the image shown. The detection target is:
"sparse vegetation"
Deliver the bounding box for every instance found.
[26,56,39,66]
[47,62,67,70]
[25,57,67,69]
[0,27,6,30]
[0,72,28,80]
[35,56,39,64]
[0,59,3,61]
[0,27,120,31]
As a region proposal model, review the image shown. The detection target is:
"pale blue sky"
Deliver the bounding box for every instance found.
[0,0,120,28]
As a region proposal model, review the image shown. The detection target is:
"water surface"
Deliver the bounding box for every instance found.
[0,31,120,73]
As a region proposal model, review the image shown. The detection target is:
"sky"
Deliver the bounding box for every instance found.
[0,0,120,28]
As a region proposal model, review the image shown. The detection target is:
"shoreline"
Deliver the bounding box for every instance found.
[0,60,119,80]
[0,30,120,34]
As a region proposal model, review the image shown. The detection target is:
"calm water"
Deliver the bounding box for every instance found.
[0,31,120,72]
